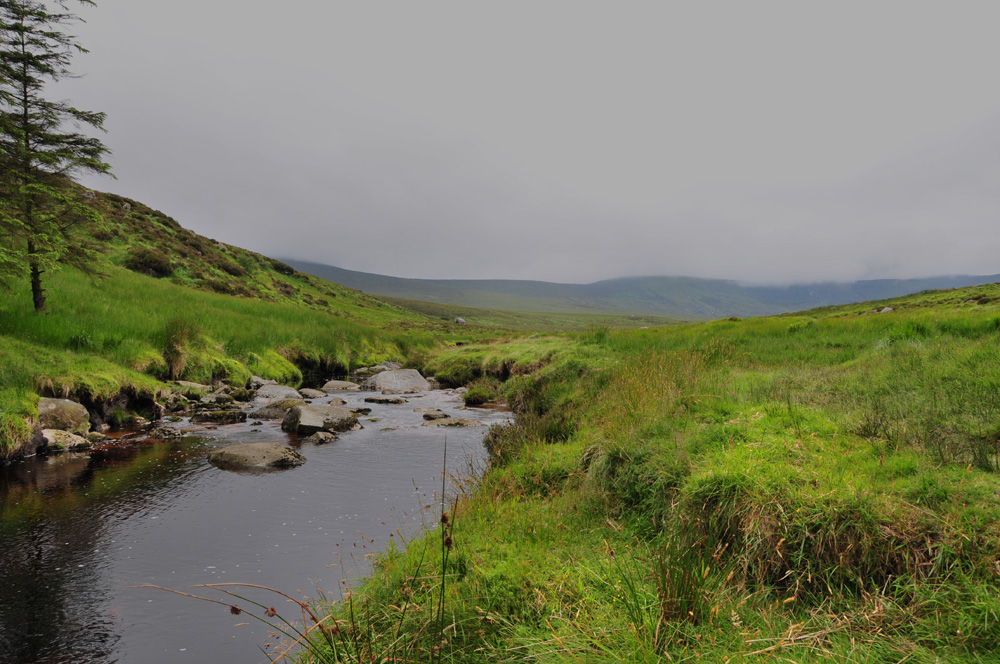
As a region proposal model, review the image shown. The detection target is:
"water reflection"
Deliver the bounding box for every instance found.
[0,390,505,664]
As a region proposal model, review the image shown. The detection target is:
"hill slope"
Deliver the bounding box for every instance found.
[287,259,1000,319]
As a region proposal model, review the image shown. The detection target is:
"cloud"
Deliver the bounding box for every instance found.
[64,0,1000,283]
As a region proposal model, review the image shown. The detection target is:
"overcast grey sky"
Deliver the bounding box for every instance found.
[62,1,1000,284]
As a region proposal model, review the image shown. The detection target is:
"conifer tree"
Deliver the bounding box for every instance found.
[0,0,110,312]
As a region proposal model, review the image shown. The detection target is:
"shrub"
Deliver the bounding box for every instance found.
[207,254,246,277]
[270,259,295,275]
[123,247,173,278]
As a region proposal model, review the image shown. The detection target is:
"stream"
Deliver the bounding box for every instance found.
[0,388,509,664]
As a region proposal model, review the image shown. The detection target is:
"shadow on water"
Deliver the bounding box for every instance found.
[0,388,506,664]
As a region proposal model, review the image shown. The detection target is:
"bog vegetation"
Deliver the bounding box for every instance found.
[266,283,1000,664]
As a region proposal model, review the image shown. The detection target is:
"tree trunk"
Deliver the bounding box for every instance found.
[27,240,45,313]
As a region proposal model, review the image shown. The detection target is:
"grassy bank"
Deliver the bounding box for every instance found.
[293,283,1000,662]
[0,263,437,455]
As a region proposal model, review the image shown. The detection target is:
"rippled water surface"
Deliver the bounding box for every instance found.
[0,389,508,664]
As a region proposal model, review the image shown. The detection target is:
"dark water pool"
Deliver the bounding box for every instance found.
[0,389,508,664]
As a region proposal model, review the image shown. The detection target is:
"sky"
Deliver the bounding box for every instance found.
[59,1,1000,284]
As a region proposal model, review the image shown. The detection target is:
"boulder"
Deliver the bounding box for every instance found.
[208,443,305,471]
[365,369,430,394]
[321,380,361,392]
[190,410,247,425]
[880,307,894,313]
[281,405,358,436]
[255,384,302,401]
[421,409,450,421]
[353,361,402,378]
[37,398,90,435]
[454,317,467,325]
[250,398,306,420]
[299,388,327,399]
[309,431,337,443]
[39,429,92,452]
[250,375,278,389]
[422,418,483,427]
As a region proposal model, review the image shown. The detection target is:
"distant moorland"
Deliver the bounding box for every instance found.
[288,258,1000,320]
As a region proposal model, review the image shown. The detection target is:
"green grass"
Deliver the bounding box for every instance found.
[379,295,682,331]
[295,283,1000,663]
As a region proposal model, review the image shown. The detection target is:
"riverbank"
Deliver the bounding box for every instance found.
[0,262,444,459]
[296,283,1000,663]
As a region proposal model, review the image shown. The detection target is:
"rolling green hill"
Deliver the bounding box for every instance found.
[287,259,1000,319]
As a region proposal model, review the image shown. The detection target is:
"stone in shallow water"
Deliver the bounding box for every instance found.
[250,398,306,420]
[148,426,182,439]
[364,397,408,405]
[39,429,92,452]
[321,380,361,392]
[254,384,302,401]
[208,443,305,471]
[281,405,358,435]
[365,369,430,394]
[190,410,247,425]
[421,418,483,428]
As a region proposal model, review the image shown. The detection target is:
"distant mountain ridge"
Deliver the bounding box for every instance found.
[285,260,1000,319]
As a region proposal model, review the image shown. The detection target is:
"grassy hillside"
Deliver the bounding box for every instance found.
[0,184,457,456]
[293,283,1000,663]
[288,258,1000,319]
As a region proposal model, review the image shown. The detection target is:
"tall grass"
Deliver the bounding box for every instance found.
[328,286,1000,662]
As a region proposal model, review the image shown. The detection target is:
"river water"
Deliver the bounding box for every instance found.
[0,388,509,664]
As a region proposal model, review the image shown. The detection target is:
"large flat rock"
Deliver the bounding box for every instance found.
[281,405,358,435]
[255,384,302,401]
[250,398,306,420]
[208,443,305,471]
